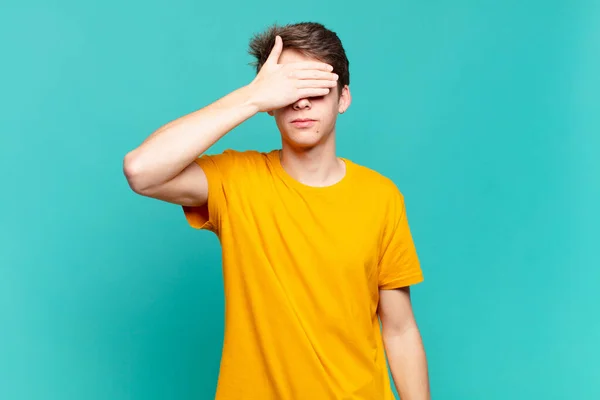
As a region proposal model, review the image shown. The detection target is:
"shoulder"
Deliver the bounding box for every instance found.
[197,148,274,172]
[346,158,405,201]
[204,148,271,162]
[346,160,412,230]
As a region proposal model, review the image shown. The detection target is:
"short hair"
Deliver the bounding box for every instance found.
[248,22,350,93]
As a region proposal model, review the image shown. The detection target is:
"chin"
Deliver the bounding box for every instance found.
[283,129,327,149]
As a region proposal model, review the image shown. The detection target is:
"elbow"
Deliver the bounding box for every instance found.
[123,151,151,194]
[382,320,419,339]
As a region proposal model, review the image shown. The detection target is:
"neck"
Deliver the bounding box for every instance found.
[279,134,345,187]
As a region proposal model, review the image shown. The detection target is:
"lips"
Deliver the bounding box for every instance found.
[290,118,316,128]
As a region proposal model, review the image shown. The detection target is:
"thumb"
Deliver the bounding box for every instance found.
[264,35,282,66]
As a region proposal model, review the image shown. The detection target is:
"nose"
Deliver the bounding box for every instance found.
[292,98,311,110]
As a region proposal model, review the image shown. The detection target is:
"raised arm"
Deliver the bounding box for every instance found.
[122,35,338,206]
[122,84,259,206]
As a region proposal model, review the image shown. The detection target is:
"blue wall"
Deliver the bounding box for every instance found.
[1,0,598,398]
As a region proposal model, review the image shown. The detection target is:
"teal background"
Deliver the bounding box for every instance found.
[1,0,599,399]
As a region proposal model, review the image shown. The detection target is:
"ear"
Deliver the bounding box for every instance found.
[338,85,352,114]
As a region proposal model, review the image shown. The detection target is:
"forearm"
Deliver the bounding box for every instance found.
[123,84,259,190]
[383,325,430,400]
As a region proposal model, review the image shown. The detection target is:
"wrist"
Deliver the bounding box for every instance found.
[239,82,263,114]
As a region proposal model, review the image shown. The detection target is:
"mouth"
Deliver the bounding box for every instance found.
[290,118,316,128]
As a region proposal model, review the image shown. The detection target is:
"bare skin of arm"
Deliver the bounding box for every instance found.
[123,85,259,206]
[123,36,338,206]
[378,287,431,400]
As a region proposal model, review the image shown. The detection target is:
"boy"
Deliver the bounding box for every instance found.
[124,21,430,400]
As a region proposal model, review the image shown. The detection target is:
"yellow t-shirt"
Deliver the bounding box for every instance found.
[183,149,423,400]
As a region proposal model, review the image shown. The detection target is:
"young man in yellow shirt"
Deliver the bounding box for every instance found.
[124,22,430,400]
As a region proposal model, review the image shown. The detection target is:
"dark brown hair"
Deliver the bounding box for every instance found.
[248,22,350,93]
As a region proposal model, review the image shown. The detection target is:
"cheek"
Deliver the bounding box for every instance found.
[274,106,293,118]
[324,104,340,122]
[272,110,287,124]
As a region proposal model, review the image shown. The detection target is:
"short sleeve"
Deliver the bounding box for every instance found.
[378,188,424,289]
[181,149,240,234]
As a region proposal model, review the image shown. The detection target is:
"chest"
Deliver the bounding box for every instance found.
[226,186,385,280]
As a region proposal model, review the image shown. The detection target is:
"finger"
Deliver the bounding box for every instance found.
[292,61,334,71]
[264,35,283,66]
[297,88,331,97]
[293,70,339,81]
[296,79,338,89]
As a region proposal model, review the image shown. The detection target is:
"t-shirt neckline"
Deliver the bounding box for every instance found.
[269,149,352,192]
